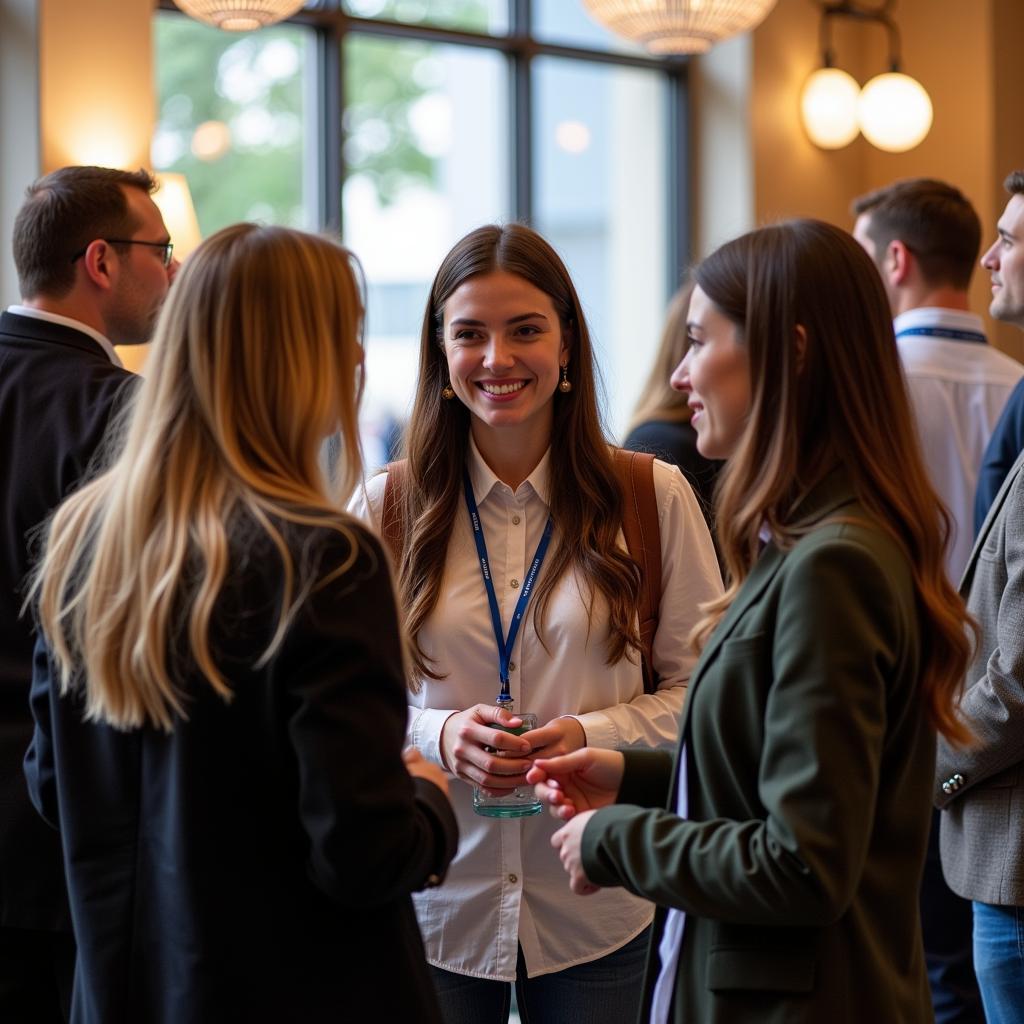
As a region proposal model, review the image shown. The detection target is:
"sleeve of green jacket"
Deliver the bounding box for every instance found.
[580,534,912,928]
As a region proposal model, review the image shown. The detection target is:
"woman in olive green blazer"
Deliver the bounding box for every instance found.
[530,220,975,1024]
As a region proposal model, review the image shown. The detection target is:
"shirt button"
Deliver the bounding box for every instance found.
[509,661,517,672]
[509,874,518,884]
[512,514,521,525]
[510,578,520,589]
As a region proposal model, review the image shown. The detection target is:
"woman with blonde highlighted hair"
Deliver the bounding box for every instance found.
[24,223,457,1024]
[531,219,976,1023]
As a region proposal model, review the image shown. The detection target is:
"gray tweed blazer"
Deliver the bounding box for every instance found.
[936,449,1024,906]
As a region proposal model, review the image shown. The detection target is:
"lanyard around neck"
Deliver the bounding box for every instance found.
[895,325,986,344]
[463,470,553,702]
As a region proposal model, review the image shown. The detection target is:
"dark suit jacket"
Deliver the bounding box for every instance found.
[936,449,1024,905]
[25,519,457,1024]
[0,310,136,932]
[581,473,935,1024]
[623,418,722,520]
[974,376,1024,533]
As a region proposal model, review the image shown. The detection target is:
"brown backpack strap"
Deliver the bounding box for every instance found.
[612,449,662,694]
[381,459,408,569]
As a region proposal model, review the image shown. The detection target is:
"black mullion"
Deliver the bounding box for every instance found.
[510,0,532,222]
[666,63,691,292]
[318,20,343,234]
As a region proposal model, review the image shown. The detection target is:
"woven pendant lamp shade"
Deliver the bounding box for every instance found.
[173,0,305,31]
[582,0,777,54]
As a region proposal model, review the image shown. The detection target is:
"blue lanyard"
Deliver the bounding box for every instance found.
[896,326,986,344]
[463,470,553,702]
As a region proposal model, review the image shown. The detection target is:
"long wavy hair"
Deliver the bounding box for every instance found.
[398,223,641,682]
[627,283,694,433]
[33,223,367,731]
[690,218,974,743]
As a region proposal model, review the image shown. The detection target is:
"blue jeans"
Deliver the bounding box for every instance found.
[973,901,1024,1024]
[429,928,650,1024]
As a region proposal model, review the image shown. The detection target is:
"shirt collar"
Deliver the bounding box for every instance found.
[892,306,986,338]
[466,433,552,507]
[7,305,124,367]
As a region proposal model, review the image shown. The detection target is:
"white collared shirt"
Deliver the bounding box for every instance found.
[894,306,1024,581]
[7,304,123,368]
[351,439,722,981]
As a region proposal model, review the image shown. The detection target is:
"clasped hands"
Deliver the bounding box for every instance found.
[440,704,624,897]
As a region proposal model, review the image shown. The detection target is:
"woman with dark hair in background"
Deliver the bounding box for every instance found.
[25,224,457,1024]
[530,219,975,1024]
[352,222,721,1023]
[624,283,722,518]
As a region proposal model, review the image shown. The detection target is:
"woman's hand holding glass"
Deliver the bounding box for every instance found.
[527,748,625,821]
[440,704,533,794]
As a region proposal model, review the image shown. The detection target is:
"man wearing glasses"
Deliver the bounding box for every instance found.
[0,165,177,1021]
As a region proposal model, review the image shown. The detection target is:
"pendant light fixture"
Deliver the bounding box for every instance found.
[581,0,778,55]
[172,0,305,32]
[800,0,932,153]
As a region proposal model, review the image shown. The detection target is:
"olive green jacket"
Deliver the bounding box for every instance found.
[582,474,934,1024]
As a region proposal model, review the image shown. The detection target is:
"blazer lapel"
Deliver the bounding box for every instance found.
[960,450,1024,596]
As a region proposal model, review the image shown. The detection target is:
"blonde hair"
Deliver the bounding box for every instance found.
[689,220,975,744]
[627,283,693,434]
[33,223,367,731]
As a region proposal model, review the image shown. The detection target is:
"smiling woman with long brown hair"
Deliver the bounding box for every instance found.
[24,223,457,1024]
[530,218,975,1024]
[353,222,722,1023]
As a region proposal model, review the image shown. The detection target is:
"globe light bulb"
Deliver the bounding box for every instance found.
[800,67,861,149]
[858,72,933,153]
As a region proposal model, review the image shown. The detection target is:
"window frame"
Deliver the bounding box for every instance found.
[155,0,690,294]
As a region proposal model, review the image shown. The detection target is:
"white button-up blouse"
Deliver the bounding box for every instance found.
[351,440,722,981]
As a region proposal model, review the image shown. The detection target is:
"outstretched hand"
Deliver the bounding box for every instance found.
[527,747,625,821]
[551,810,600,895]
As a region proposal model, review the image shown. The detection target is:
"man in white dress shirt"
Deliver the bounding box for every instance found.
[0,166,177,1021]
[853,177,1022,1024]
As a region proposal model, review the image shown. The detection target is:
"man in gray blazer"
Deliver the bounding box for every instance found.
[937,168,1024,1024]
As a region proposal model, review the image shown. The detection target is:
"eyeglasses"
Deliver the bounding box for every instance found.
[70,239,174,268]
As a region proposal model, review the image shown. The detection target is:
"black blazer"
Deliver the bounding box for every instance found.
[0,310,135,932]
[26,519,457,1024]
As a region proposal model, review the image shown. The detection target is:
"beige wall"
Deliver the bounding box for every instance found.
[746,0,1024,358]
[38,0,155,173]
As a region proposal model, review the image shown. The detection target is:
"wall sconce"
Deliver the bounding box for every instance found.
[801,0,932,153]
[582,0,778,55]
[172,0,305,31]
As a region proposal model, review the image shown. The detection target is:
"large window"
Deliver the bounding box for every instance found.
[154,0,688,463]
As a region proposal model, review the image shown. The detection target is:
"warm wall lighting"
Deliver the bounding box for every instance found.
[858,71,932,152]
[581,0,778,55]
[172,0,305,31]
[800,0,932,153]
[800,67,860,149]
[153,174,202,259]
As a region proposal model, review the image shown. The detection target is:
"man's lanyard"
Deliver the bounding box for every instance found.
[463,470,553,703]
[895,325,986,344]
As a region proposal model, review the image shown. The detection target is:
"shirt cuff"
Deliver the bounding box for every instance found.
[573,710,620,750]
[408,707,458,768]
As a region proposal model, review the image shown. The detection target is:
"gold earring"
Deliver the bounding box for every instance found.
[441,383,456,400]
[559,364,572,393]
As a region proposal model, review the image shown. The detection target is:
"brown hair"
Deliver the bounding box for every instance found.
[13,165,157,299]
[851,177,981,290]
[627,283,694,433]
[692,218,974,744]
[1004,170,1024,196]
[398,223,641,683]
